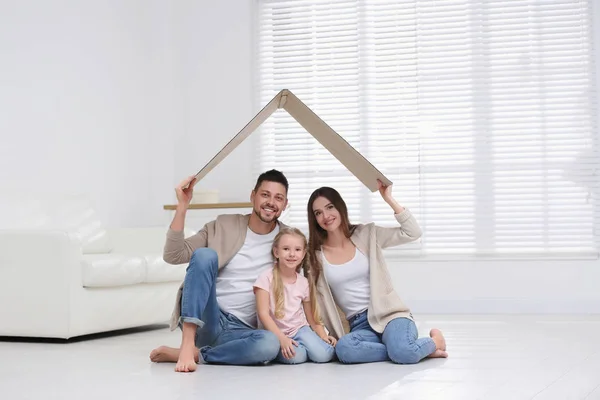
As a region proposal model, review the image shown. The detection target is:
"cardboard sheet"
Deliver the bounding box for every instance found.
[193,89,392,192]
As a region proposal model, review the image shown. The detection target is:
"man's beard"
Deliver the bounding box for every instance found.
[254,206,279,223]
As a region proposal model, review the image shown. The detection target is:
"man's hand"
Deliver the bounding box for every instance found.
[279,336,298,359]
[175,176,197,209]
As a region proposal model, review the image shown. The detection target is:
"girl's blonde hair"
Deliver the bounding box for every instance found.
[271,227,321,324]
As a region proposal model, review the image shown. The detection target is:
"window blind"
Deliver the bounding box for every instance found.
[255,0,599,258]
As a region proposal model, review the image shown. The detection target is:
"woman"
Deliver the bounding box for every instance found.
[305,181,448,364]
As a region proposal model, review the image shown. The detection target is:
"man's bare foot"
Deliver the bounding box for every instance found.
[150,346,181,363]
[428,349,449,358]
[175,345,199,373]
[430,328,447,351]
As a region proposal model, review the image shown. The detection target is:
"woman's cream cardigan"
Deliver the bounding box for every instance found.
[314,209,422,339]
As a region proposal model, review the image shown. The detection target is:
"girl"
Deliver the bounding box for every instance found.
[253,227,336,364]
[305,180,448,364]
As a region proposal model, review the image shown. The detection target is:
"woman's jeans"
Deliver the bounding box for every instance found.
[335,310,436,364]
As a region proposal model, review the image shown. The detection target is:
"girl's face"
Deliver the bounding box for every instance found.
[274,234,306,271]
[312,196,342,233]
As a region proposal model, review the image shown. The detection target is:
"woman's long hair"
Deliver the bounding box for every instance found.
[305,187,356,286]
[271,227,321,323]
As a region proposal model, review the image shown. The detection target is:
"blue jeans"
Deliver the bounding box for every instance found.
[335,311,436,364]
[180,248,280,365]
[276,326,335,364]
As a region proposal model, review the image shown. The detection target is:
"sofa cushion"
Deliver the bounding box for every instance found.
[82,254,145,287]
[144,255,186,283]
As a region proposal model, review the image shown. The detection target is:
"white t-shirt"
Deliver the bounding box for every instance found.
[322,248,371,319]
[216,226,279,328]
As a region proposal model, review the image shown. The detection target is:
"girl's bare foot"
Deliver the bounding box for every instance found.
[175,345,199,373]
[428,349,449,358]
[430,328,447,351]
[149,346,181,363]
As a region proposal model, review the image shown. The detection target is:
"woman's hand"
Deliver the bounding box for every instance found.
[377,179,404,214]
[377,179,393,202]
[279,336,298,359]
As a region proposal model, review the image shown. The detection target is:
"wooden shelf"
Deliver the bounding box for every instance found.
[163,202,253,210]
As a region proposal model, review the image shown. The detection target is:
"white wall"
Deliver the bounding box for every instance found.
[0,0,256,228]
[391,258,600,315]
[398,1,600,316]
[0,0,177,228]
[170,0,257,204]
[1,0,597,314]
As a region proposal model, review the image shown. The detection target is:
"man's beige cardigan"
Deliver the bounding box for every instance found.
[163,214,288,331]
[315,209,422,339]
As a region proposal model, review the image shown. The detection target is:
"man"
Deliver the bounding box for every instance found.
[149,169,289,372]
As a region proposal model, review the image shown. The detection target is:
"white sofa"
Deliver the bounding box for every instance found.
[0,195,186,339]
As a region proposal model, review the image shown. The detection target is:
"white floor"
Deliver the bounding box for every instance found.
[2,315,600,400]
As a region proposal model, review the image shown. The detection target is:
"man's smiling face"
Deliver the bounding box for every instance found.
[250,181,288,223]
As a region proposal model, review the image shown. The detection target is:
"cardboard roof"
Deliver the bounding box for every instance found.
[193,89,392,192]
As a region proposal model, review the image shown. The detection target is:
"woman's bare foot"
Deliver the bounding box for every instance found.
[430,328,447,351]
[175,345,199,373]
[149,346,181,363]
[428,349,449,358]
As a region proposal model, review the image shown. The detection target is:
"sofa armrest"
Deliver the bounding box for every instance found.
[0,229,82,337]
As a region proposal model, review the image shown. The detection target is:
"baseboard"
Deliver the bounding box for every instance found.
[408,298,600,314]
